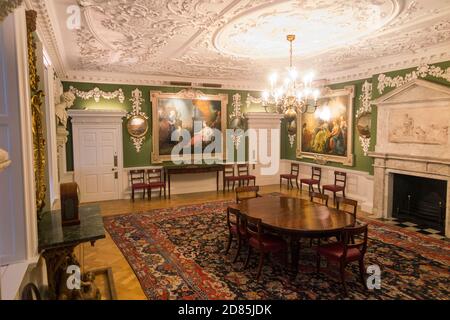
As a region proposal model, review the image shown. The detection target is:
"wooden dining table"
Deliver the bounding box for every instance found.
[228,195,355,273]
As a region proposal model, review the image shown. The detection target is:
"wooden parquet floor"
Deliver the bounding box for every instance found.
[77,185,373,300]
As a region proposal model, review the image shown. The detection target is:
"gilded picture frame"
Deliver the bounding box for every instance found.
[296,86,355,166]
[151,89,228,163]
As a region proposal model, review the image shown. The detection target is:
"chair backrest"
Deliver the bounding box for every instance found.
[341,223,368,257]
[291,163,300,176]
[236,186,260,203]
[336,197,357,220]
[311,167,322,180]
[310,191,329,206]
[147,169,162,183]
[130,170,145,185]
[334,171,347,187]
[241,214,263,244]
[237,163,250,176]
[224,164,235,178]
[226,207,241,231]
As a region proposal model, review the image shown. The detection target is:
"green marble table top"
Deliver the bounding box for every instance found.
[38,204,105,252]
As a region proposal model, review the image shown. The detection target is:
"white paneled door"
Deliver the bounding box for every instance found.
[74,127,121,203]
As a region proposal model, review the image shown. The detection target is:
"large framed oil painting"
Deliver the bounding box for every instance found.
[151,89,228,163]
[296,86,355,166]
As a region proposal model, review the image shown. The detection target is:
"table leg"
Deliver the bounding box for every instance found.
[42,245,101,300]
[168,173,171,198]
[217,171,219,193]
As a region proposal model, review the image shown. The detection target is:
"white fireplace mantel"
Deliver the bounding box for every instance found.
[369,79,450,237]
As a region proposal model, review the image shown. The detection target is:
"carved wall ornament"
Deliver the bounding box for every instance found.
[229,93,245,148]
[69,86,125,103]
[377,63,450,94]
[126,89,149,153]
[27,10,47,215]
[246,94,264,108]
[356,80,373,156]
[0,0,23,22]
[0,149,12,173]
[388,109,449,145]
[55,91,76,129]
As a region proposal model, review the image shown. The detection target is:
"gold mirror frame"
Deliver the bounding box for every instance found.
[356,112,372,139]
[127,115,149,138]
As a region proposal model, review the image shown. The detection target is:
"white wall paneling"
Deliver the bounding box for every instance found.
[0,7,40,299]
[280,160,374,213]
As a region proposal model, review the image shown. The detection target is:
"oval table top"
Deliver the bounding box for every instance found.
[229,196,355,236]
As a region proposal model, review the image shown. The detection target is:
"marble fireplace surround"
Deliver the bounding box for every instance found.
[369,79,450,237]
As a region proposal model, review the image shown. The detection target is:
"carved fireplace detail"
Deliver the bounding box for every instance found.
[369,79,450,237]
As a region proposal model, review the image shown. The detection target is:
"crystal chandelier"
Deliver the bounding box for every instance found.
[262,35,321,121]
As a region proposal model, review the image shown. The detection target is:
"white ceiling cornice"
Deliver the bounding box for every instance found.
[30,0,450,90]
[24,0,67,78]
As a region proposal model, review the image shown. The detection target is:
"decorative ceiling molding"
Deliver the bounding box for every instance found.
[24,0,67,78]
[0,0,23,22]
[31,0,450,89]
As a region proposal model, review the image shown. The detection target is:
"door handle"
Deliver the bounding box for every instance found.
[114,155,118,167]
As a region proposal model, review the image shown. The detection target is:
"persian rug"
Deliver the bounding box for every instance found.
[103,200,450,300]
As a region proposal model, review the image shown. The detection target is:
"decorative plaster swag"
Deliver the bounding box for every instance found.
[0,0,23,22]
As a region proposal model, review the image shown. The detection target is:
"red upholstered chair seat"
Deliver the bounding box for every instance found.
[280,174,297,179]
[132,183,148,189]
[147,181,165,188]
[317,243,362,262]
[225,176,240,181]
[300,179,320,185]
[239,175,256,180]
[248,234,287,252]
[323,184,345,192]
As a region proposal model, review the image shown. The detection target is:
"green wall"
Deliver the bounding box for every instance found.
[63,60,450,174]
[283,60,450,175]
[62,82,262,170]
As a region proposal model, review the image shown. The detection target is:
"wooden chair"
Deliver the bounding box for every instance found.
[300,167,322,193]
[236,186,261,203]
[237,163,256,187]
[242,215,288,281]
[310,191,329,207]
[225,207,248,263]
[316,223,369,296]
[146,169,166,200]
[323,171,347,205]
[336,197,358,221]
[130,170,147,201]
[223,164,239,192]
[280,162,299,189]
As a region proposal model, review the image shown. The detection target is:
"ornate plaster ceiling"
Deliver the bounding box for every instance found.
[28,0,450,89]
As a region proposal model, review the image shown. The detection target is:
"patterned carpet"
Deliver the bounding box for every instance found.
[103,199,450,300]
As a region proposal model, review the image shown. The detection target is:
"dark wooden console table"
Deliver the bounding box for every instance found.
[38,205,106,300]
[165,164,224,198]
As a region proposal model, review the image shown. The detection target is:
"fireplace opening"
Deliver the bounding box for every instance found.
[392,174,447,232]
